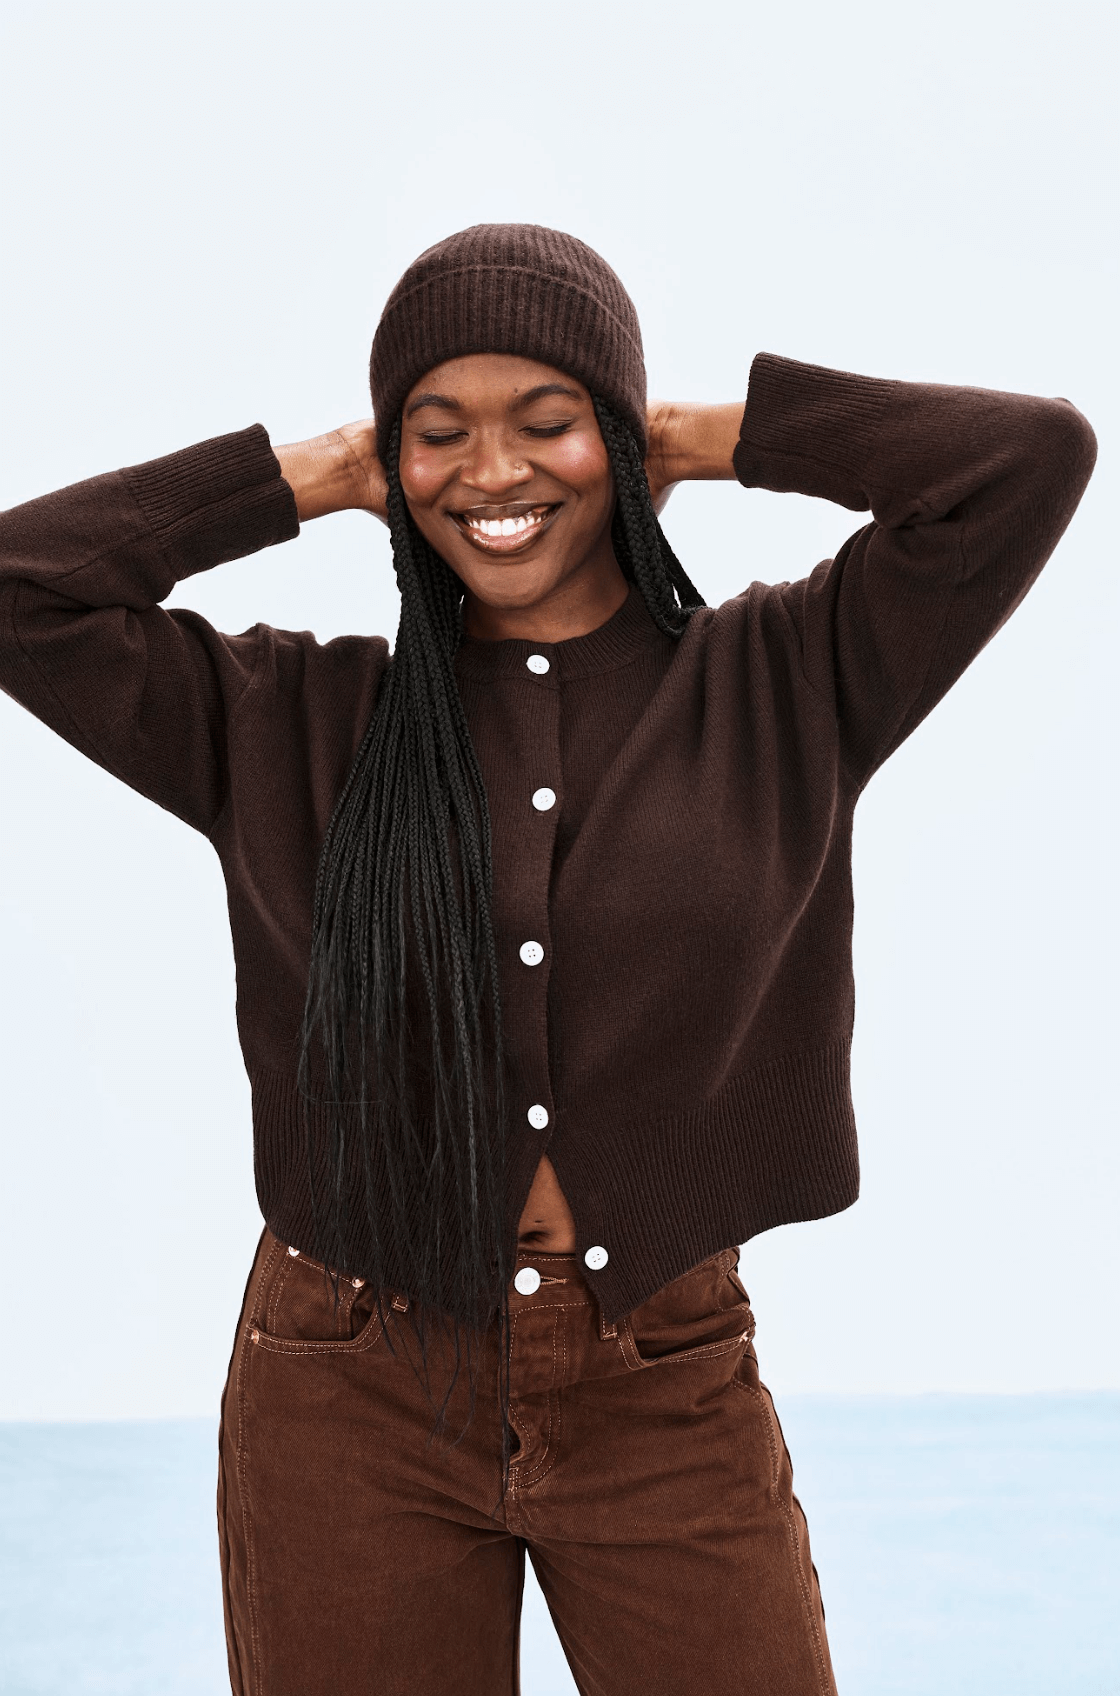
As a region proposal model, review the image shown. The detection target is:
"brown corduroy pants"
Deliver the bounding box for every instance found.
[217,1227,837,1696]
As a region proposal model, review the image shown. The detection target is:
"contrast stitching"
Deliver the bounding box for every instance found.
[511,1385,561,1488]
[234,1268,269,1695]
[265,1261,290,1334]
[512,1388,561,1490]
[251,1312,389,1357]
[512,1299,592,1313]
[508,1312,563,1490]
[251,1241,284,1329]
[730,1377,832,1696]
[620,1319,751,1371]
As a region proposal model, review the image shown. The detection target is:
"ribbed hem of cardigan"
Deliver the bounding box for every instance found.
[733,352,895,510]
[122,423,300,580]
[245,1040,860,1327]
[553,1038,860,1321]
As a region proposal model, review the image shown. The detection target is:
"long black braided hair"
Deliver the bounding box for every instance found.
[296,396,705,1515]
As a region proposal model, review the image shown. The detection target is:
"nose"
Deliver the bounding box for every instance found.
[458,429,534,500]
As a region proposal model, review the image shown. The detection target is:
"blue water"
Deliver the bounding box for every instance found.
[0,1395,1116,1695]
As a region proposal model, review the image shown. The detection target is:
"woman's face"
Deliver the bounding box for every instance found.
[398,353,620,630]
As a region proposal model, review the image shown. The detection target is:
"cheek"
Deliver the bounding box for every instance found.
[398,449,446,510]
[549,434,612,502]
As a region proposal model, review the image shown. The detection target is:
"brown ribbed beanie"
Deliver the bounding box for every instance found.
[369,224,647,463]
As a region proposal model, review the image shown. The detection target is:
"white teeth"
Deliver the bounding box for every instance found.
[466,509,548,540]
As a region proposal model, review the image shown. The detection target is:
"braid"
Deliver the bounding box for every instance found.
[297,401,704,1518]
[298,417,512,1502]
[592,395,706,635]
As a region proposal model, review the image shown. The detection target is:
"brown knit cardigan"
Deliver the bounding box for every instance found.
[0,354,1096,1322]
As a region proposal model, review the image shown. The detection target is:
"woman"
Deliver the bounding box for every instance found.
[0,223,1096,1695]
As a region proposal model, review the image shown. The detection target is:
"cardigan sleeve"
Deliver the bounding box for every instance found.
[733,354,1098,789]
[0,425,300,834]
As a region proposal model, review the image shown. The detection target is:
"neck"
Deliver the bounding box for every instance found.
[461,550,630,644]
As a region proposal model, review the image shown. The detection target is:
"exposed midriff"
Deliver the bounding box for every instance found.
[515,1152,577,1252]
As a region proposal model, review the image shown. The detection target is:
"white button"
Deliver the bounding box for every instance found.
[519,940,544,966]
[527,1104,549,1129]
[514,1267,541,1295]
[287,1245,300,1258]
[532,786,556,811]
[526,653,550,674]
[584,1245,609,1270]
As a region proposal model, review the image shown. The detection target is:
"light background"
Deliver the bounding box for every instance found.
[0,0,1115,1419]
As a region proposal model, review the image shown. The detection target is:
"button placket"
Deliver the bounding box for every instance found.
[459,641,567,1240]
[505,648,560,1159]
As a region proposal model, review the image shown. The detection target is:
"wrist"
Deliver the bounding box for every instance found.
[645,402,744,500]
[668,402,744,482]
[274,431,366,523]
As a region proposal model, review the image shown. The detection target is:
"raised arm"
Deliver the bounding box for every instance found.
[0,425,298,833]
[729,354,1097,787]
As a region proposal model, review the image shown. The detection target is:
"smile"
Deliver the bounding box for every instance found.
[452,503,559,555]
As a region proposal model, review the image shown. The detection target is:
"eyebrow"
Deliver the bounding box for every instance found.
[405,391,462,418]
[405,381,582,420]
[510,383,582,410]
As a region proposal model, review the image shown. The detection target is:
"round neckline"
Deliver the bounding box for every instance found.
[454,583,668,683]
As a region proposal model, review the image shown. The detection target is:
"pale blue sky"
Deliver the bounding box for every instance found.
[0,0,1115,1418]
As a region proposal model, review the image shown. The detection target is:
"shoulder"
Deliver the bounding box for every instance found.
[230,623,391,729]
[671,583,832,717]
[682,582,805,658]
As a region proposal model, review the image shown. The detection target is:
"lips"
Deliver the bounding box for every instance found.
[451,502,560,555]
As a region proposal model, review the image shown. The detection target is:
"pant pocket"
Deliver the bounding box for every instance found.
[249,1234,407,1357]
[617,1248,755,1371]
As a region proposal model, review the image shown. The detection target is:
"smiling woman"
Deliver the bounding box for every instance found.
[402,360,622,634]
[401,359,624,633]
[275,354,722,1354]
[272,241,715,1500]
[0,220,1095,1696]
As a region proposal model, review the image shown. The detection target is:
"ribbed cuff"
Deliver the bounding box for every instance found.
[733,352,896,511]
[122,423,300,580]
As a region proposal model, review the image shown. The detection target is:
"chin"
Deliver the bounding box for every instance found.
[457,561,562,608]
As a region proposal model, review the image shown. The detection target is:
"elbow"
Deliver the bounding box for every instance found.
[1043,396,1098,494]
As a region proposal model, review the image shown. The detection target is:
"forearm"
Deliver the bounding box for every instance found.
[0,424,299,833]
[733,353,1096,529]
[0,424,295,607]
[741,353,1096,785]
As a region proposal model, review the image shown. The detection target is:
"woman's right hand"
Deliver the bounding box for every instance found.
[273,420,389,526]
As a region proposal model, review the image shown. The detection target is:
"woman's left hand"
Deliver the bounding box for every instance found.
[644,400,745,514]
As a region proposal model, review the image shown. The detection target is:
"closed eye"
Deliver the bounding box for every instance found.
[418,421,574,445]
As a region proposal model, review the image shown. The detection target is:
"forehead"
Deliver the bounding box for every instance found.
[403,353,588,413]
